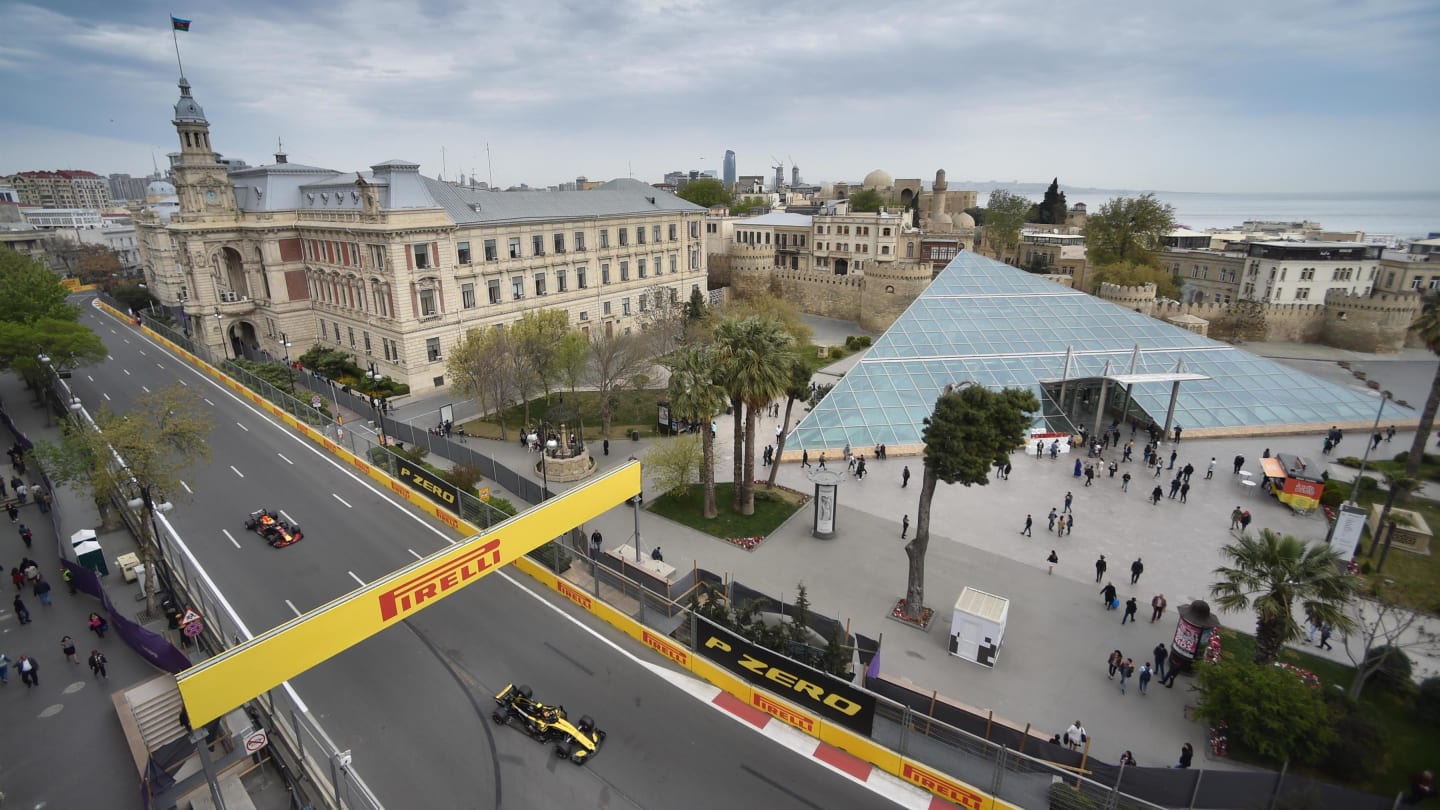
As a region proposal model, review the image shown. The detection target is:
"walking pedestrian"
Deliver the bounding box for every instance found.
[1304,611,1321,643]
[1138,663,1152,694]
[590,530,603,559]
[88,649,107,679]
[1372,432,1383,450]
[10,566,21,590]
[1108,461,1118,478]
[13,593,30,624]
[1047,508,1058,531]
[1150,593,1167,622]
[1182,463,1194,483]
[1056,515,1066,536]
[1168,478,1181,499]
[855,457,867,480]
[1130,558,1144,585]
[900,515,909,540]
[1206,458,1215,479]
[18,654,37,687]
[1002,462,1011,480]
[1318,623,1334,650]
[1180,481,1190,503]
[1084,466,1094,487]
[1153,462,1163,479]
[1107,649,1123,679]
[1093,554,1106,583]
[1230,506,1243,530]
[1122,597,1139,625]
[61,635,78,664]
[36,490,50,513]
[1386,425,1396,443]
[1233,454,1244,475]
[1121,472,1131,492]
[1119,657,1135,693]
[1046,550,1058,575]
[1065,513,1075,536]
[817,452,827,470]
[1177,743,1194,768]
[901,465,910,488]
[6,503,17,523]
[1063,492,1073,513]
[1064,720,1087,751]
[1173,425,1183,443]
[1020,515,1032,537]
[0,651,8,684]
[1151,485,1164,504]
[18,523,32,548]
[1100,582,1117,609]
[801,450,810,468]
[1240,510,1252,531]
[88,612,106,638]
[1035,441,1044,459]
[1168,450,1177,469]
[33,575,51,606]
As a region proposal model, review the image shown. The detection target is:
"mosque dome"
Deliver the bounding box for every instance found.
[953,211,976,229]
[146,180,176,197]
[862,169,893,190]
[817,182,835,197]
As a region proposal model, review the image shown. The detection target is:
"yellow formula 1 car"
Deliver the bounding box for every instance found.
[492,683,605,764]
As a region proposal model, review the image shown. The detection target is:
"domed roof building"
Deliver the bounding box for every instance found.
[862,169,893,190]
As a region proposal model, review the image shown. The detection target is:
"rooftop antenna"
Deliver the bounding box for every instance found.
[486,143,494,188]
[441,146,447,182]
[470,168,476,189]
[629,161,634,179]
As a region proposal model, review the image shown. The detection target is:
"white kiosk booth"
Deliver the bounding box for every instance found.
[948,587,1009,668]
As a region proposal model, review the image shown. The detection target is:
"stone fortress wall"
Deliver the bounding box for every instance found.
[708,243,932,332]
[1096,282,1422,353]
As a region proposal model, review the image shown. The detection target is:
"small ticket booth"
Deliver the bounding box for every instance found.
[1259,454,1325,511]
[948,587,1009,668]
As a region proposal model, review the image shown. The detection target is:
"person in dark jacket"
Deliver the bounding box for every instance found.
[1100,582,1118,609]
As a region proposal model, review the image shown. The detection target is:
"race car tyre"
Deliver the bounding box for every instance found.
[554,743,569,759]
[516,684,533,699]
[491,711,508,725]
[577,715,595,733]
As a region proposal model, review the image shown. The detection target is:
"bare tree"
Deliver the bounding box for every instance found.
[447,326,518,440]
[634,285,689,357]
[1342,590,1438,700]
[583,331,651,436]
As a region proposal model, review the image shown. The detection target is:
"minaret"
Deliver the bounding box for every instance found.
[930,169,948,229]
[170,76,236,215]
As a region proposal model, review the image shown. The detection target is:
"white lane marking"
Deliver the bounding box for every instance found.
[181,480,193,494]
[107,355,113,360]
[285,600,302,617]
[102,393,111,401]
[123,368,131,376]
[407,548,423,560]
[236,422,249,432]
[178,380,187,386]
[222,529,241,549]
[109,329,116,334]
[139,349,148,356]
[279,510,295,524]
[141,385,151,393]
[87,375,94,382]
[123,338,130,344]
[277,453,293,465]
[157,363,166,370]
[203,398,214,406]
[348,571,365,586]
[332,494,352,508]
[230,465,245,478]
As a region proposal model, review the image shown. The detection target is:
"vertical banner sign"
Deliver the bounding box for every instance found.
[693,615,875,735]
[813,482,836,538]
[1329,503,1368,558]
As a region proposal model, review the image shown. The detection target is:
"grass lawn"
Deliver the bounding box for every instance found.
[1211,627,1436,797]
[461,388,672,440]
[647,482,808,544]
[1325,479,1440,613]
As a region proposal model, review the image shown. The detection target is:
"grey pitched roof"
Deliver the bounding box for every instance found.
[423,177,703,225]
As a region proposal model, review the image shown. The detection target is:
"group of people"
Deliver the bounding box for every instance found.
[3,552,113,690]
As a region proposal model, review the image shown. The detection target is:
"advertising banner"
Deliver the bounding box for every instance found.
[395,458,460,514]
[694,615,875,735]
[176,463,641,726]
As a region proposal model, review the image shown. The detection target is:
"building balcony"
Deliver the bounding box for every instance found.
[185,291,256,318]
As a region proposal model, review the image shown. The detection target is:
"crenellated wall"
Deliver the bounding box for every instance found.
[1095,282,1422,352]
[860,262,934,331]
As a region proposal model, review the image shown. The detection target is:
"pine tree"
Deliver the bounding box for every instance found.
[1039,178,1068,225]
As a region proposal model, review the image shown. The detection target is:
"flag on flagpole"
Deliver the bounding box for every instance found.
[171,16,191,32]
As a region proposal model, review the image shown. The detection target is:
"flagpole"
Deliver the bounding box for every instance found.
[172,15,185,77]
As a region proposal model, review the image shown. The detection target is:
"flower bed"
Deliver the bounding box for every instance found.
[889,598,935,630]
[1274,661,1322,689]
[725,535,765,551]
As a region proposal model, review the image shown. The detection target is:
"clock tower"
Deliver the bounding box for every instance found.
[170,76,236,216]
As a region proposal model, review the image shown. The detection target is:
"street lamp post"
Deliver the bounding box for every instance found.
[280,334,295,395]
[366,364,387,444]
[1347,390,1391,506]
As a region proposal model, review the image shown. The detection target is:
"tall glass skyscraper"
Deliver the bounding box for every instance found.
[722,150,736,191]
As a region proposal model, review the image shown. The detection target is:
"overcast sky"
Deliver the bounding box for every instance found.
[2,0,1437,193]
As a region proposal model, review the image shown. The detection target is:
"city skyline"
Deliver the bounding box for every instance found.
[2,1,1437,193]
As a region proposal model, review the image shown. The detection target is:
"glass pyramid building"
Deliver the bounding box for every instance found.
[789,252,1403,452]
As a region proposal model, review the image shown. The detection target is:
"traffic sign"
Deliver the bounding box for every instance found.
[244,729,269,753]
[311,395,322,409]
[183,620,204,638]
[180,608,202,626]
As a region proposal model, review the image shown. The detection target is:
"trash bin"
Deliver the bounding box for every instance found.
[631,430,640,441]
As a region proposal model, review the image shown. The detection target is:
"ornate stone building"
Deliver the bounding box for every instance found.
[135,76,707,392]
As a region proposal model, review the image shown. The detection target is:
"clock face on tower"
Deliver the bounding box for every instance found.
[205,190,218,202]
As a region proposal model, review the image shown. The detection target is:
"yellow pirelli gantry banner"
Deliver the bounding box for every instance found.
[175,462,641,726]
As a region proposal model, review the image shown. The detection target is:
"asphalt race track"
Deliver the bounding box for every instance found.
[74,303,900,810]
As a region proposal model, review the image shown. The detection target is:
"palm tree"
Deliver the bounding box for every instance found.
[666,345,727,519]
[766,358,813,489]
[1371,472,1422,572]
[714,316,795,515]
[1404,292,1440,478]
[1210,529,1360,664]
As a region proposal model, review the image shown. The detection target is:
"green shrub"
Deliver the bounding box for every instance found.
[1319,693,1387,783]
[844,335,859,350]
[1191,658,1335,764]
[440,464,483,491]
[857,336,872,347]
[487,496,517,517]
[1355,476,1380,495]
[1319,487,1346,509]
[1335,456,1363,468]
[528,541,573,572]
[1416,677,1440,725]
[1363,645,1414,694]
